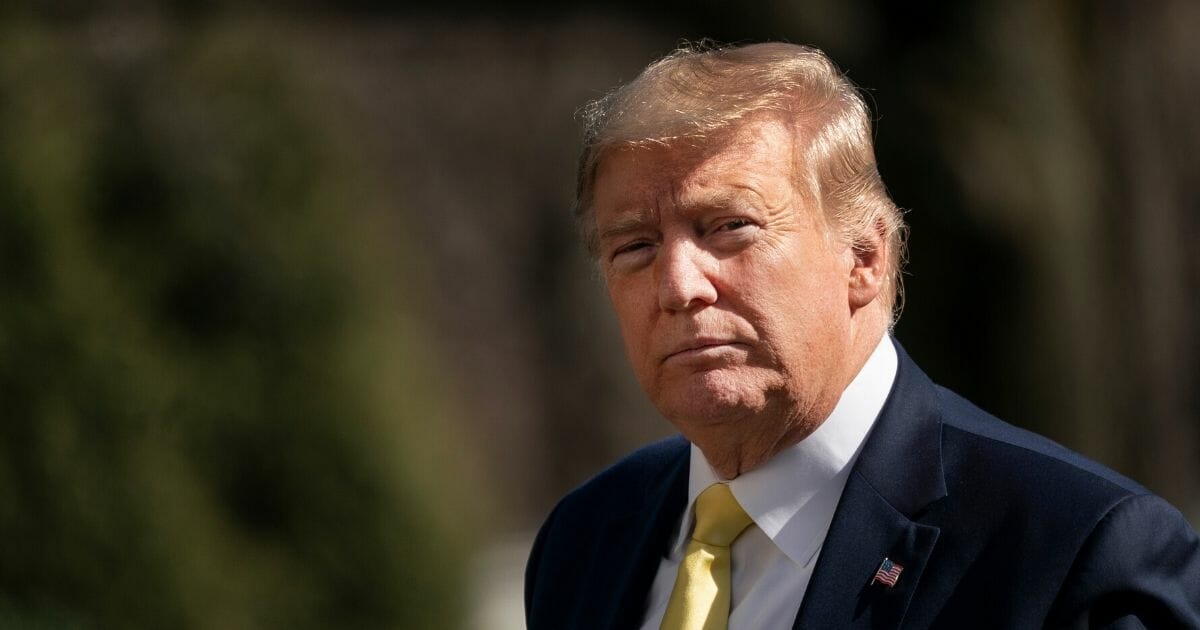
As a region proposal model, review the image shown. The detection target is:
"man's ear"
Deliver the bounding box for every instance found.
[847,221,889,310]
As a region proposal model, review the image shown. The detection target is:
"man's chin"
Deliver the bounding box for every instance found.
[652,378,766,428]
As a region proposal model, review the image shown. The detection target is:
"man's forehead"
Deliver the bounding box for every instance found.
[593,163,757,230]
[593,121,795,222]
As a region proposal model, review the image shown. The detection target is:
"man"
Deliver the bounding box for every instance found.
[525,42,1200,629]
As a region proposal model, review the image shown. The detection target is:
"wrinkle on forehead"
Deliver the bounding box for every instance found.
[594,115,803,231]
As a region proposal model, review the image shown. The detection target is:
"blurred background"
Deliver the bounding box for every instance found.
[1,1,1197,628]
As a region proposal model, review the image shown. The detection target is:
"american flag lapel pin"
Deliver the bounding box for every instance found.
[871,557,904,588]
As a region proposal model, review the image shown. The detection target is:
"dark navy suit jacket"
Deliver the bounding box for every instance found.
[525,342,1200,628]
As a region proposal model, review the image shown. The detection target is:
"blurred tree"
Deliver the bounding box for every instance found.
[0,16,469,630]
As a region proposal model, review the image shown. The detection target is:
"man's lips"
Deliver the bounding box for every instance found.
[660,339,748,364]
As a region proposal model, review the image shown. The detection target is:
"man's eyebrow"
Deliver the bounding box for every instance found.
[598,212,656,242]
[678,187,757,213]
[708,187,762,209]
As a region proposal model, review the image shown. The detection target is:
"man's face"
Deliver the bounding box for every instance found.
[593,117,861,445]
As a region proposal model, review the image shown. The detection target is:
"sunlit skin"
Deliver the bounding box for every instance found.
[593,115,891,479]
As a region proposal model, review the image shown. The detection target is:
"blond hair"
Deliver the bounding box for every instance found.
[576,42,907,316]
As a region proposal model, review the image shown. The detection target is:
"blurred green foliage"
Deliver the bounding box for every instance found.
[0,18,469,630]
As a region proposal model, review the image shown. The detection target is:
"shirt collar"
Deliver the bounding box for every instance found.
[673,334,899,566]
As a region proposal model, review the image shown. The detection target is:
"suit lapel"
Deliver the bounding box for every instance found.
[791,470,941,628]
[793,340,948,629]
[589,439,690,630]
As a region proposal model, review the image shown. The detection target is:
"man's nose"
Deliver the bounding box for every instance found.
[656,239,718,312]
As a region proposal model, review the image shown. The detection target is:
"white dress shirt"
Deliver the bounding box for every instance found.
[639,335,899,630]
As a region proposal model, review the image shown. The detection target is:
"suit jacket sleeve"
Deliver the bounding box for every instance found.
[1049,493,1200,628]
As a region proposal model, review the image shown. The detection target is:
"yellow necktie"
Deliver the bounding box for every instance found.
[660,483,754,630]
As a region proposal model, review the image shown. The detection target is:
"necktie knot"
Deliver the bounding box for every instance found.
[659,483,753,630]
[692,483,753,547]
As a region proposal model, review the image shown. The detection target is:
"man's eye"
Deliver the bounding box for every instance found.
[716,218,753,232]
[612,241,654,260]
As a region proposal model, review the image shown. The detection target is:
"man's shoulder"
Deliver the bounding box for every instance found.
[904,383,1200,626]
[552,434,689,518]
[525,435,689,627]
[932,383,1148,497]
[881,341,1151,516]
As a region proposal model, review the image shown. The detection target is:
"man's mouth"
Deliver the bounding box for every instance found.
[661,339,747,364]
